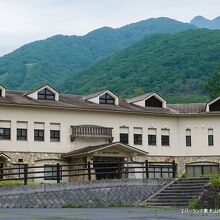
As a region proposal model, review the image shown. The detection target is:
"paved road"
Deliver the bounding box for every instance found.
[0,208,219,220]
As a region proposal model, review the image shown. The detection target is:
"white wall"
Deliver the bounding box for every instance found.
[0,105,220,156]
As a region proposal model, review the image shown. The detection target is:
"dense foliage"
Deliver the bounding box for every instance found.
[0,17,195,91]
[62,29,220,103]
[205,65,220,99]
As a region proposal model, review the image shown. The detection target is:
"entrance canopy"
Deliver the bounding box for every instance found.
[63,142,148,158]
[0,153,11,162]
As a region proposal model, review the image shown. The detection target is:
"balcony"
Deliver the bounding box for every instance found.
[71,125,113,142]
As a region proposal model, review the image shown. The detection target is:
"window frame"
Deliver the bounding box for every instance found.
[134,133,142,145]
[34,129,44,141]
[50,130,60,142]
[161,135,170,146]
[99,93,115,105]
[44,164,62,180]
[37,88,55,101]
[17,128,27,141]
[0,128,11,140]
[208,134,214,146]
[12,164,27,178]
[120,133,129,145]
[186,135,191,147]
[148,134,157,146]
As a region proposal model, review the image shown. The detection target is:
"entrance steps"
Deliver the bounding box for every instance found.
[144,178,209,208]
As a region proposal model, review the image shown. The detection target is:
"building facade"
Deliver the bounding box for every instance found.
[0,84,220,181]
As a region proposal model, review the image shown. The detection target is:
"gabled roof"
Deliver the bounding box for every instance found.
[127,92,166,104]
[206,96,220,112]
[0,84,6,89]
[0,153,11,161]
[84,89,118,101]
[83,90,107,100]
[25,84,59,96]
[127,92,154,103]
[63,142,148,158]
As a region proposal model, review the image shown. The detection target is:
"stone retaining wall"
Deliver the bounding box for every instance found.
[0,179,170,208]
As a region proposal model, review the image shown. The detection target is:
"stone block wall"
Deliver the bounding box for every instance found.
[0,179,170,208]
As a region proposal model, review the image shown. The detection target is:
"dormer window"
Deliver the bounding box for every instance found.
[99,93,115,104]
[145,96,162,108]
[0,85,6,97]
[37,88,55,100]
[127,92,166,108]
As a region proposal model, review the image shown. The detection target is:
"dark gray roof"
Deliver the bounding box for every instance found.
[127,92,154,103]
[83,90,107,100]
[0,90,175,115]
[63,142,148,157]
[0,89,214,115]
[167,103,206,114]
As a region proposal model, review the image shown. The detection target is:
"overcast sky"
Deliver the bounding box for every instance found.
[0,0,219,56]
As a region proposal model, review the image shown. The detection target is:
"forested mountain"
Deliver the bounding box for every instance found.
[191,16,220,29]
[0,17,195,90]
[62,29,220,103]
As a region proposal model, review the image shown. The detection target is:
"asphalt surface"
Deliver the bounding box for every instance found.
[0,208,219,220]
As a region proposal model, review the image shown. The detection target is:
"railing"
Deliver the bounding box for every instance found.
[71,125,113,141]
[0,161,177,185]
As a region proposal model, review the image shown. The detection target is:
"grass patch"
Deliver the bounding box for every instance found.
[210,177,220,186]
[0,180,44,186]
[189,197,201,209]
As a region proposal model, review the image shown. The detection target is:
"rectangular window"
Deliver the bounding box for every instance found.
[185,129,191,147]
[34,129,44,141]
[148,135,156,145]
[120,133,128,144]
[148,128,157,146]
[161,129,170,146]
[50,130,60,142]
[0,128,10,140]
[186,136,191,146]
[44,164,62,180]
[134,134,142,145]
[12,164,26,178]
[17,129,27,141]
[208,128,214,146]
[161,135,169,146]
[208,135,214,146]
[133,127,142,145]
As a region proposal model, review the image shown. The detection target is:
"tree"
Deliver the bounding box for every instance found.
[134,87,144,96]
[206,65,220,99]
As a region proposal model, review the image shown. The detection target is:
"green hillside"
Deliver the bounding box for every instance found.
[0,17,195,90]
[62,29,220,103]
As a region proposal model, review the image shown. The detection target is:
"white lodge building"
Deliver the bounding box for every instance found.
[0,84,220,181]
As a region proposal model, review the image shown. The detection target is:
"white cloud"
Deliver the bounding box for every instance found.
[0,0,219,56]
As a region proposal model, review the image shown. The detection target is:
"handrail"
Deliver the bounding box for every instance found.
[0,160,177,185]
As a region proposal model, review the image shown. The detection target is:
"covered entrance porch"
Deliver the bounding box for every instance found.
[63,142,148,181]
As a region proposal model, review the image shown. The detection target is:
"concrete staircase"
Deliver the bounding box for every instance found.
[145,178,209,207]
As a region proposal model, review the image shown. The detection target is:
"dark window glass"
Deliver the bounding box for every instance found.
[0,128,10,140]
[134,134,142,145]
[120,133,128,144]
[12,164,26,178]
[44,165,62,180]
[161,135,169,146]
[0,90,2,97]
[34,129,44,141]
[186,135,191,146]
[99,93,115,104]
[145,96,162,108]
[148,135,156,145]
[37,88,55,100]
[50,130,60,142]
[208,135,214,146]
[17,128,27,141]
